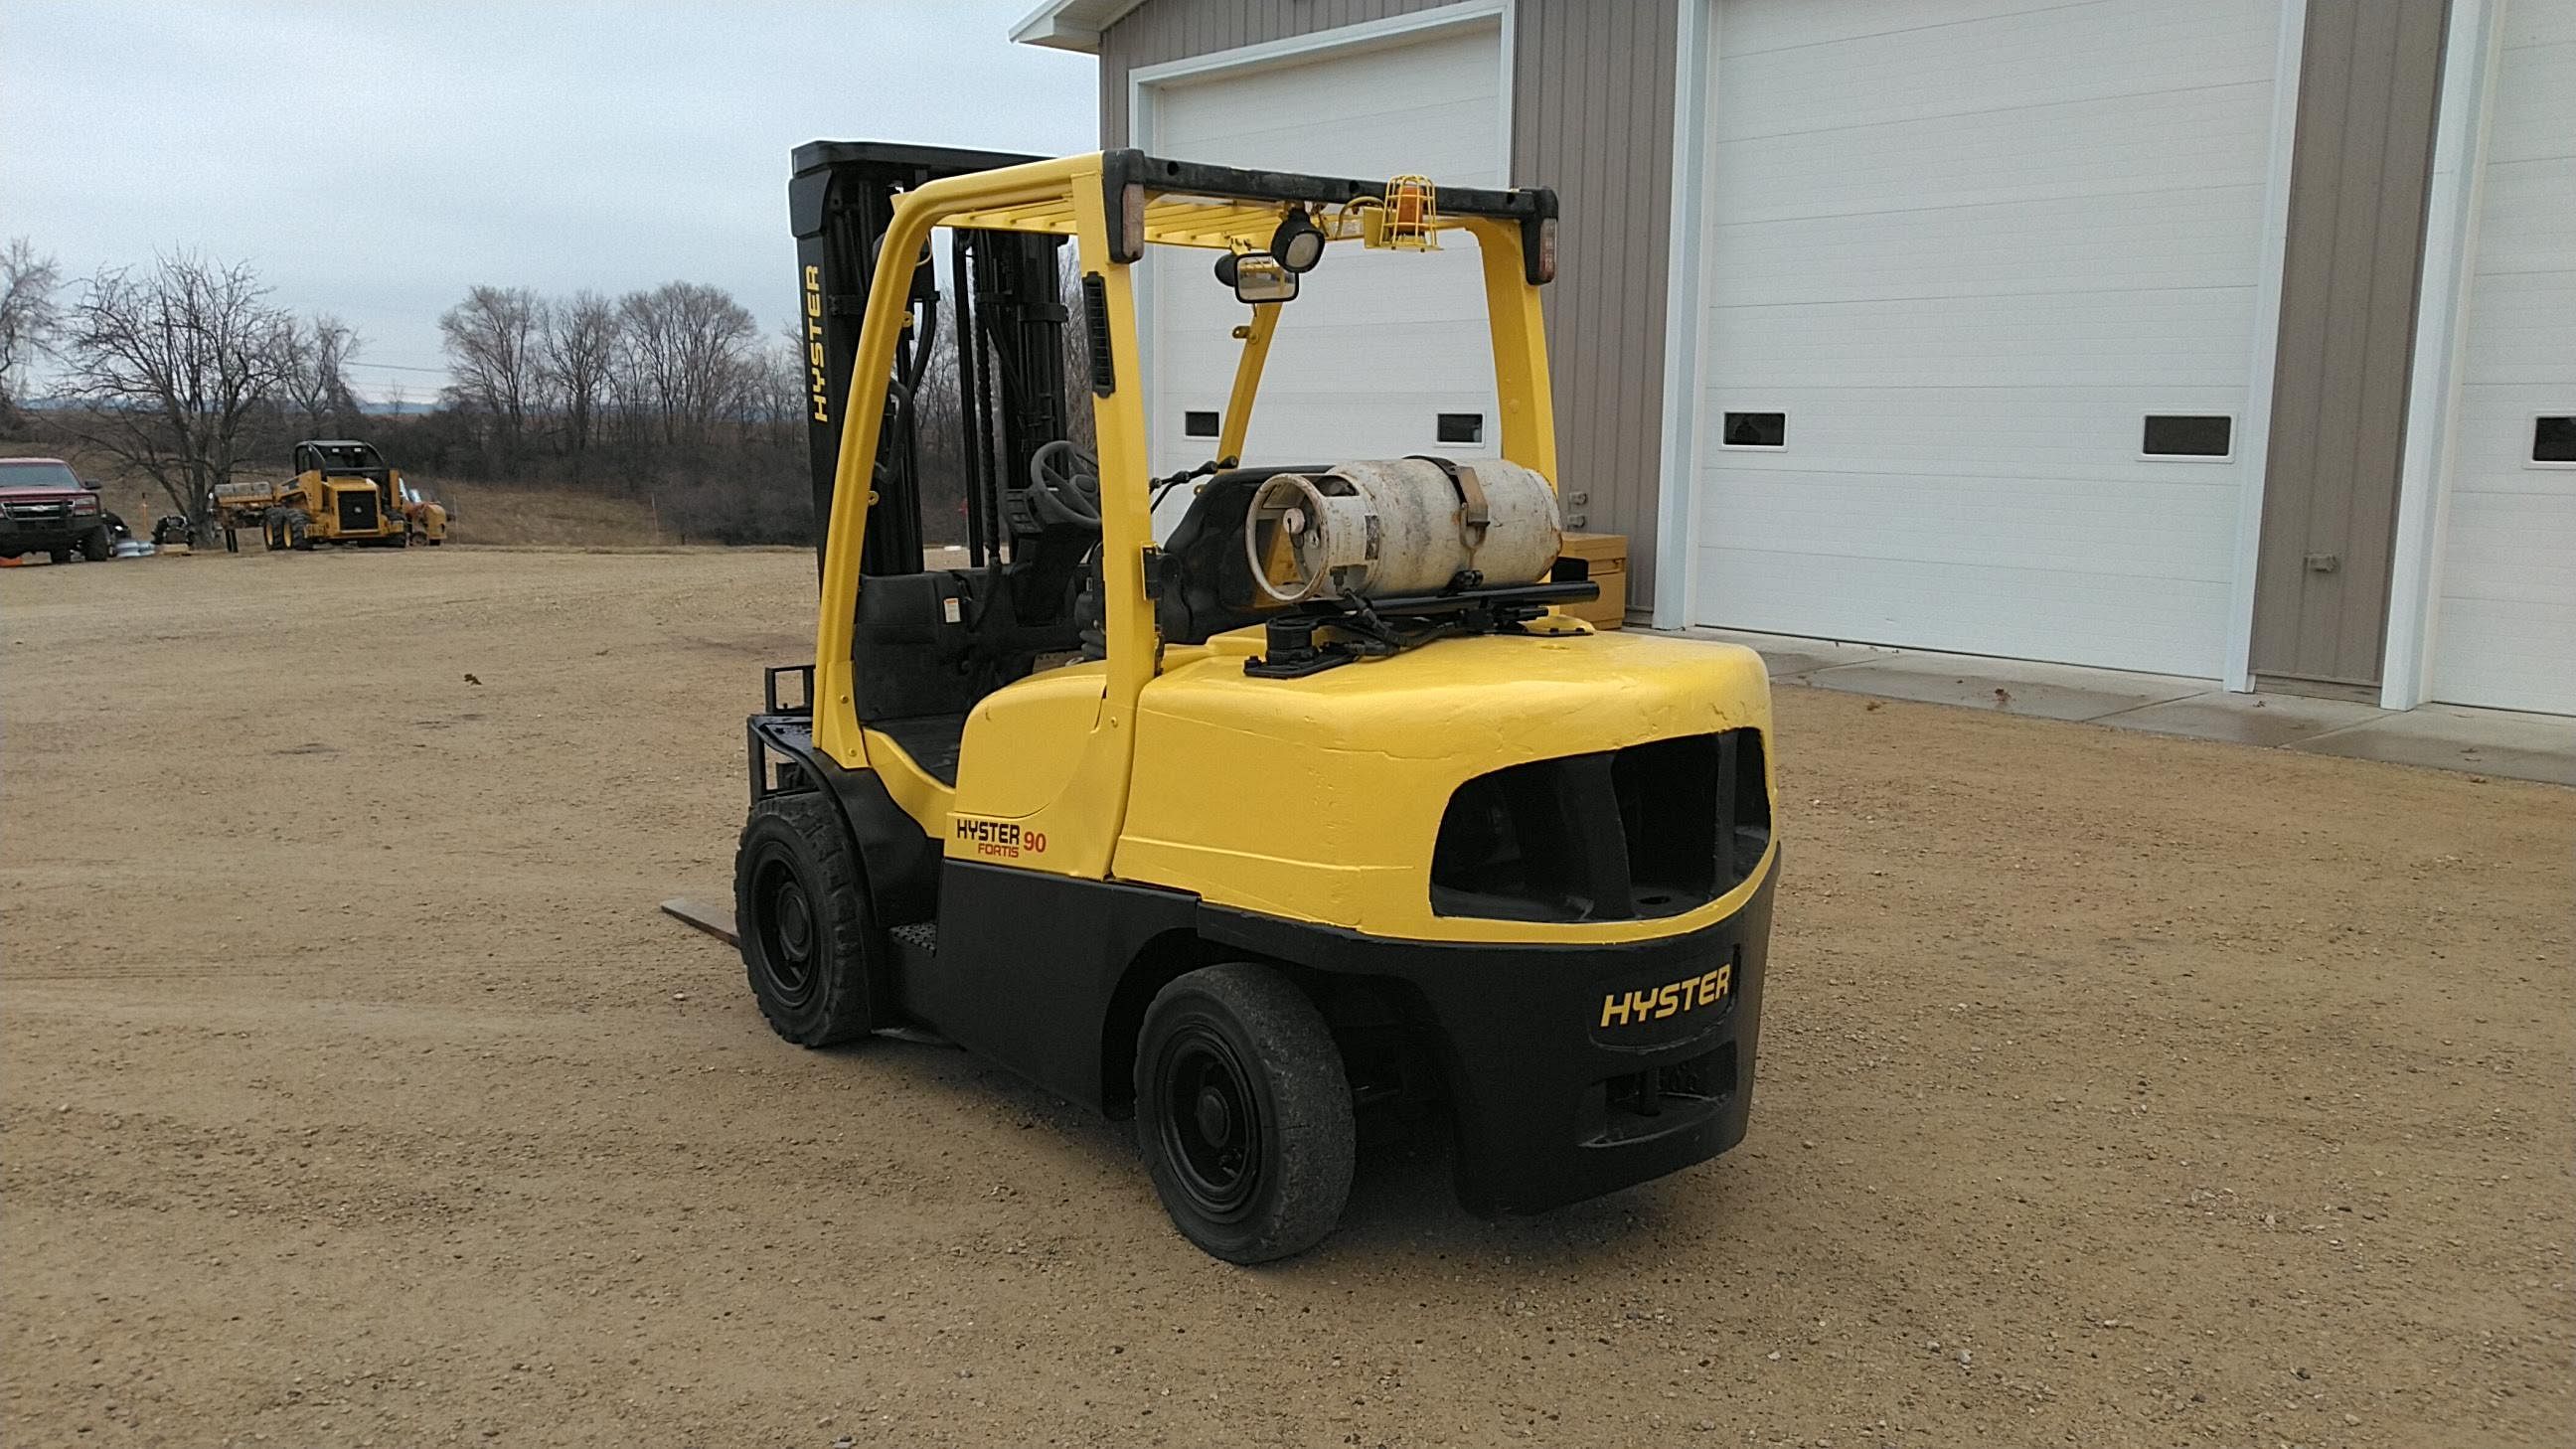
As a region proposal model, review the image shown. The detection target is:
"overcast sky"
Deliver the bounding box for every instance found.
[1,0,1097,401]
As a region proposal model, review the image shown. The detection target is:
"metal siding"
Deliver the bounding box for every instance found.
[1098,0,1683,602]
[1514,0,1680,597]
[2251,0,2452,690]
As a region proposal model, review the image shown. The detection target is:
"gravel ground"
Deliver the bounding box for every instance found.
[4,547,2570,1448]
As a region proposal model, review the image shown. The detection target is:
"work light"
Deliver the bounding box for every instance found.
[1269,210,1326,273]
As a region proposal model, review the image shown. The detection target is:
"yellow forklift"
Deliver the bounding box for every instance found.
[733,143,1777,1261]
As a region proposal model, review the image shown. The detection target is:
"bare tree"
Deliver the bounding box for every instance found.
[537,289,619,472]
[274,313,365,435]
[438,284,545,456]
[0,238,66,431]
[615,281,757,448]
[58,253,292,531]
[735,337,805,437]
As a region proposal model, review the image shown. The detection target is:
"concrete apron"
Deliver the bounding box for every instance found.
[1676,627,2576,789]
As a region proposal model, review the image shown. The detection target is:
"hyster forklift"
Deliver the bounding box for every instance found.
[734,142,1777,1262]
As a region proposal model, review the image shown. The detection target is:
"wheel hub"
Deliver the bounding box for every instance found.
[1158,1026,1262,1220]
[750,850,818,1006]
[1194,1085,1232,1143]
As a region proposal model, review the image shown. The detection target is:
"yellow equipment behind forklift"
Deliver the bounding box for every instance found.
[731,144,1778,1262]
[211,439,447,552]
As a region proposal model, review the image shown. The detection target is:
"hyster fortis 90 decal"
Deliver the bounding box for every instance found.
[954,816,1046,860]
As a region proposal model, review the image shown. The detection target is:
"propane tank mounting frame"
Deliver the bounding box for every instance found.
[1241,577,1599,679]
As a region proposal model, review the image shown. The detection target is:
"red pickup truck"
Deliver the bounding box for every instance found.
[0,457,114,564]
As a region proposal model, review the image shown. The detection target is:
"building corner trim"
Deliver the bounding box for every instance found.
[2380,0,2504,711]
[1650,0,1713,631]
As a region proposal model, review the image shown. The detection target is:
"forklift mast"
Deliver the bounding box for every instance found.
[787,141,1076,581]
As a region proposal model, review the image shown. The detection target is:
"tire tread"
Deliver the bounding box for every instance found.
[1136,963,1356,1263]
[734,793,878,1046]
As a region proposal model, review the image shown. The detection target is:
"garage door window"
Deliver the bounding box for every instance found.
[2533,415,2576,466]
[1720,411,1786,449]
[2142,414,2233,460]
[1185,410,1220,438]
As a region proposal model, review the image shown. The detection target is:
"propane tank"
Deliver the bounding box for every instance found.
[1242,458,1560,604]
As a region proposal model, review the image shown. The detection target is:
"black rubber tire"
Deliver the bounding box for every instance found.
[263,518,285,551]
[287,514,313,552]
[224,528,239,554]
[79,527,112,562]
[1134,963,1355,1264]
[734,793,881,1046]
[47,546,72,564]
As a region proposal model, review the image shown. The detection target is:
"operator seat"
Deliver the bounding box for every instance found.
[850,566,1086,787]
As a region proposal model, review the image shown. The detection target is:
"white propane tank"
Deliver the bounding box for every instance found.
[1241,458,1561,604]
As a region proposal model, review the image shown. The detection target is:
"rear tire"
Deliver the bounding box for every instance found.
[47,546,71,564]
[1134,963,1355,1263]
[734,793,883,1046]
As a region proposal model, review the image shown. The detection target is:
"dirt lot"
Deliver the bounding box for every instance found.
[4,547,2569,1448]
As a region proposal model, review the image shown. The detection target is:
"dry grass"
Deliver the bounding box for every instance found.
[428,479,676,548]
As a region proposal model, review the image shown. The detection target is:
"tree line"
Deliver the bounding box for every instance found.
[0,234,1103,551]
[391,280,810,543]
[0,238,814,545]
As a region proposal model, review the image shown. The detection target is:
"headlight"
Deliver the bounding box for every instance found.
[72,495,99,513]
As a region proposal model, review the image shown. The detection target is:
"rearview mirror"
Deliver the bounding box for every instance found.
[1214,250,1298,305]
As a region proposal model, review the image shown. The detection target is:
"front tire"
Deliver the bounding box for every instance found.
[1135,964,1355,1264]
[79,527,111,562]
[734,793,883,1046]
[287,514,313,551]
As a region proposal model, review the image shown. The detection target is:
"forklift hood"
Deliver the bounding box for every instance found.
[1113,628,1775,942]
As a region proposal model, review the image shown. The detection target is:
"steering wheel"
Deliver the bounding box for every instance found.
[1028,439,1103,529]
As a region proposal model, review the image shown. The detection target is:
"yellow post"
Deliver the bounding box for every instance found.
[1070,162,1160,703]
[1216,301,1282,463]
[1467,218,1559,483]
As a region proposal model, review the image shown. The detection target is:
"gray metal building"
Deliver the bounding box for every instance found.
[1015,0,2575,715]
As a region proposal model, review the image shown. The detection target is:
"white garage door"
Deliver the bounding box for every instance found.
[2430,0,2576,716]
[1136,21,1504,522]
[1690,0,2286,676]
